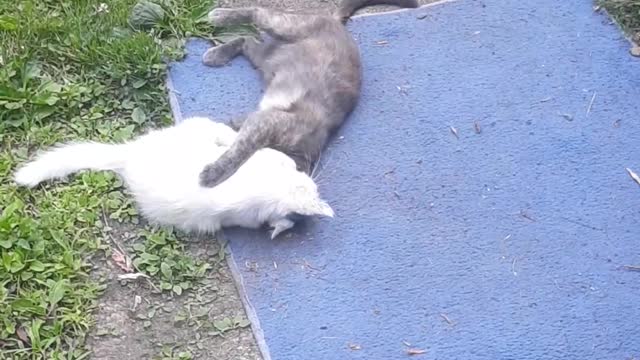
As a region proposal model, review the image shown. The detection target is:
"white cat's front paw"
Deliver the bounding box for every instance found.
[269,218,294,240]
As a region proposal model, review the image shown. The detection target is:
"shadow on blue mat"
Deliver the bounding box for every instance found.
[168,0,640,359]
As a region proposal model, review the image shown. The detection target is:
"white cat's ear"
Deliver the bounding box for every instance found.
[317,200,334,218]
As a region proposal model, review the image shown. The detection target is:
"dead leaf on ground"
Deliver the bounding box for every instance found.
[407,348,427,355]
[623,265,640,272]
[450,126,459,139]
[626,168,640,186]
[473,121,481,134]
[118,273,149,281]
[111,249,133,272]
[519,209,536,222]
[132,295,142,311]
[348,343,362,350]
[245,260,258,272]
[630,46,640,57]
[16,327,30,345]
[440,313,455,325]
[559,113,573,121]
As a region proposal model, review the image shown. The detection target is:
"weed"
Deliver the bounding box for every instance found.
[0,0,220,358]
[132,228,212,296]
[599,0,640,42]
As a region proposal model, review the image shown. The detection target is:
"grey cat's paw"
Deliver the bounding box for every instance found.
[202,38,244,67]
[202,47,232,67]
[199,164,226,188]
[207,8,251,27]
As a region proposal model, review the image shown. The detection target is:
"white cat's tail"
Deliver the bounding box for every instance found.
[14,142,127,188]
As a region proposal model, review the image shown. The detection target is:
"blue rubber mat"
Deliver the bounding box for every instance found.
[168,1,640,359]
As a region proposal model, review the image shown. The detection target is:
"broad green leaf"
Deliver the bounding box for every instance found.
[141,253,160,261]
[30,260,45,272]
[0,15,17,31]
[21,271,33,281]
[47,280,67,306]
[132,243,145,252]
[0,238,13,249]
[4,102,23,110]
[131,107,146,123]
[151,236,166,245]
[132,79,147,89]
[4,319,15,334]
[1,198,23,219]
[160,262,172,279]
[213,319,230,332]
[2,252,11,270]
[172,285,182,295]
[44,95,59,106]
[10,260,26,273]
[16,239,30,250]
[113,124,135,141]
[40,81,63,93]
[11,299,46,315]
[237,319,251,328]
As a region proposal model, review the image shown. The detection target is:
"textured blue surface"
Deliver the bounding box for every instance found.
[168,0,640,358]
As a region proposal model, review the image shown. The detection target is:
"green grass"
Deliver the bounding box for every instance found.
[0,0,224,358]
[600,0,640,42]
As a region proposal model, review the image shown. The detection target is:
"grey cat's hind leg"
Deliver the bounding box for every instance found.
[203,36,271,73]
[241,37,272,70]
[208,7,326,41]
[207,8,254,27]
[202,37,245,67]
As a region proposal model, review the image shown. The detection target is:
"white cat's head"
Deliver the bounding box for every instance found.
[286,171,334,219]
[265,171,334,239]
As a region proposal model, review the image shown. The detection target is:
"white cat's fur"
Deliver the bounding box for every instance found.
[14,117,334,238]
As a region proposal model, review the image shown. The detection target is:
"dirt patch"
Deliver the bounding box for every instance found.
[86,228,260,360]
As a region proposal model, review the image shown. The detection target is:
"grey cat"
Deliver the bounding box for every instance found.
[199,0,419,187]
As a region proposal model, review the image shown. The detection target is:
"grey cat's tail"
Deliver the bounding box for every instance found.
[334,0,419,22]
[14,142,126,188]
[199,112,274,188]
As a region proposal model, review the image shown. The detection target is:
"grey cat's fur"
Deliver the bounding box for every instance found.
[199,0,419,187]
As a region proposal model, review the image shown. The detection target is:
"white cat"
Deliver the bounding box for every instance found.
[14,117,334,239]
